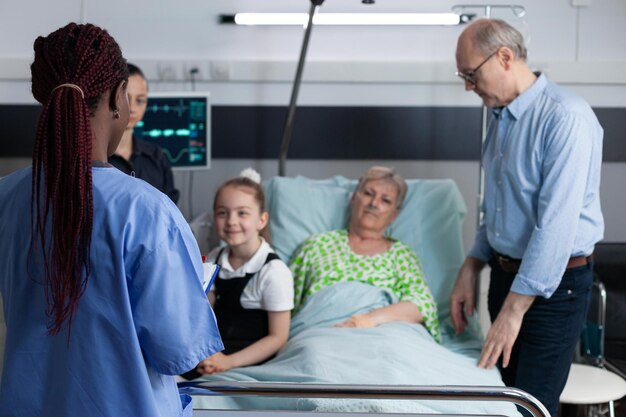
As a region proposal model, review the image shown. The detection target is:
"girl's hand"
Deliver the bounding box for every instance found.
[197,352,233,375]
[334,313,376,328]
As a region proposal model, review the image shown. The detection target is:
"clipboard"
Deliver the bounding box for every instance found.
[202,262,220,295]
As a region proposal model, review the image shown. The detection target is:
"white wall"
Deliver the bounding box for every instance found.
[2,1,626,62]
[2,0,626,86]
[1,0,626,251]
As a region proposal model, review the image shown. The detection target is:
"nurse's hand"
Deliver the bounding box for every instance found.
[197,352,233,375]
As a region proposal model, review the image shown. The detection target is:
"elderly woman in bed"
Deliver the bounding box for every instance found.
[291,166,440,342]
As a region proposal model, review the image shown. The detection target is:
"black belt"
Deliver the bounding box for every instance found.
[494,251,593,274]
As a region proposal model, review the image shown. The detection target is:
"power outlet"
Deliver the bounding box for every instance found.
[157,62,178,81]
[210,61,231,81]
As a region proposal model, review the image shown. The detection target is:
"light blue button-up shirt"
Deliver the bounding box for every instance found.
[468,73,604,298]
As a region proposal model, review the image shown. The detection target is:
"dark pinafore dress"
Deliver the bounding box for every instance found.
[213,248,280,354]
[180,249,280,380]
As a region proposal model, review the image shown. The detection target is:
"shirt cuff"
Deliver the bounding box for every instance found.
[468,244,491,263]
[510,275,552,298]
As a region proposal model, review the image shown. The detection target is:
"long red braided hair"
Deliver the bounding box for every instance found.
[30,23,128,335]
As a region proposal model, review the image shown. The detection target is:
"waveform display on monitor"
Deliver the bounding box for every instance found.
[148,103,189,118]
[134,95,210,169]
[143,128,193,138]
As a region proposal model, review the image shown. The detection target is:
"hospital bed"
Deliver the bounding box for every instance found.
[182,175,548,417]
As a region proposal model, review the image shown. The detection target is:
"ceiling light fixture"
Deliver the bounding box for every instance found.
[221,12,473,26]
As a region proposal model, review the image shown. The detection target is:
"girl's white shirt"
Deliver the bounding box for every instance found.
[206,238,294,312]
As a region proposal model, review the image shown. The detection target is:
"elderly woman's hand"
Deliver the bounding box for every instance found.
[335,302,423,329]
[334,313,376,328]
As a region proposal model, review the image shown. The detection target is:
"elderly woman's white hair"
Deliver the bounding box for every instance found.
[356,166,408,209]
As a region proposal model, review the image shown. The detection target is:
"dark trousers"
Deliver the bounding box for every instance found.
[488,259,593,417]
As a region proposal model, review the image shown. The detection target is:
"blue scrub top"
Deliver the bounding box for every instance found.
[0,167,223,417]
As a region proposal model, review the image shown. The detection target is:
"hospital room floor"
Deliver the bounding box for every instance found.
[560,396,625,417]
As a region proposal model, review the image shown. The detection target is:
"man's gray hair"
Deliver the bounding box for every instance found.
[472,18,527,61]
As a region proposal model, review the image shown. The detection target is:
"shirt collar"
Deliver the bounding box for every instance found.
[218,238,272,275]
[495,72,547,121]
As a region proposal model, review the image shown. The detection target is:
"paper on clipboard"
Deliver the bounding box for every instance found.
[202,262,220,294]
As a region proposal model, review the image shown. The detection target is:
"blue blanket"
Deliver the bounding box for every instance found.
[190,282,520,415]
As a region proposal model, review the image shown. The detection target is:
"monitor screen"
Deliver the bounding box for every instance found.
[133,92,211,170]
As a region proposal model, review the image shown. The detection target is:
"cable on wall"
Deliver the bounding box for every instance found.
[187,66,200,220]
[79,0,87,24]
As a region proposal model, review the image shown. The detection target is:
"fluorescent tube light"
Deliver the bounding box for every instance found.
[231,13,463,26]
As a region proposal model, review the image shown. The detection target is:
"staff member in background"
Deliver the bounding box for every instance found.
[449,18,603,417]
[110,63,180,203]
[0,23,222,416]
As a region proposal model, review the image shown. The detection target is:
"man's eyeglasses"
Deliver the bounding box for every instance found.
[455,50,499,84]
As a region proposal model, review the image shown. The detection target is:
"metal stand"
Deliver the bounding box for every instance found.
[278,0,324,177]
[452,4,526,228]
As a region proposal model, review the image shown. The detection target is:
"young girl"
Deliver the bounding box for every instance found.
[197,169,294,375]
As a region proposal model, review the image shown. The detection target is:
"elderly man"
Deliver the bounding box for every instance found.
[450,18,604,416]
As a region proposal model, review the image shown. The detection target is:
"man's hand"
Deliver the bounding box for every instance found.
[450,257,485,335]
[478,292,535,369]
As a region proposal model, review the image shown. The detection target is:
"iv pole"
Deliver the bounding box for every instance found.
[278,0,324,177]
[452,4,526,228]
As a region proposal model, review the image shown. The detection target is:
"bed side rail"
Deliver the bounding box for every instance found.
[179,381,550,417]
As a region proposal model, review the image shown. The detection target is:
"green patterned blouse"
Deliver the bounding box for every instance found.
[291,230,440,342]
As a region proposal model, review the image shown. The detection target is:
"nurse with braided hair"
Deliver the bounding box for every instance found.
[0,23,222,416]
